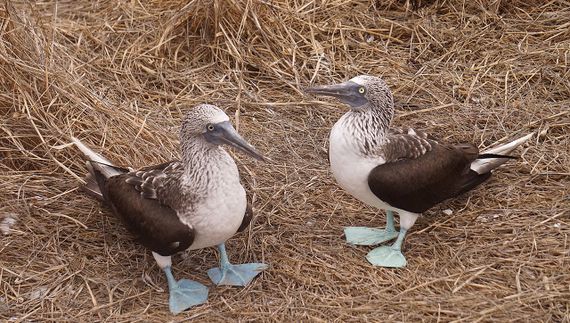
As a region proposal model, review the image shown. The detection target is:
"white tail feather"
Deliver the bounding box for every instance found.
[71,137,123,178]
[71,137,113,165]
[470,132,534,174]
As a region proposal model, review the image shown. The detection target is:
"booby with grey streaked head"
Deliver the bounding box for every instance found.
[71,104,267,313]
[306,75,533,268]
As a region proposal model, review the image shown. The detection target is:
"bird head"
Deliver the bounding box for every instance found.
[305,75,393,112]
[181,104,264,161]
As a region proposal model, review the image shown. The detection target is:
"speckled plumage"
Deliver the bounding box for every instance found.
[74,104,253,254]
[330,75,434,161]
[326,75,508,214]
[309,74,531,267]
[73,104,266,312]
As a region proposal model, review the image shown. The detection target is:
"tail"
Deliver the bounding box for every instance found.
[71,137,126,200]
[470,132,534,174]
[71,136,114,166]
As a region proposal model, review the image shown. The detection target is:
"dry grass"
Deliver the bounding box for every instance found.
[1,0,569,321]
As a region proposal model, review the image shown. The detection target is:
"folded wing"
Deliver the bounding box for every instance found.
[91,161,195,256]
[369,131,490,213]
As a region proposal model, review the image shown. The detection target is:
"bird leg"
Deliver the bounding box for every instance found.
[344,210,399,245]
[365,212,419,268]
[366,228,408,268]
[207,243,268,286]
[152,252,208,314]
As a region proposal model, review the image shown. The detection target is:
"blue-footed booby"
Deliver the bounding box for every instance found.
[306,75,533,268]
[72,104,267,313]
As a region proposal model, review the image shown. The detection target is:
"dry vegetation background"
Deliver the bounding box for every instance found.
[1,0,569,321]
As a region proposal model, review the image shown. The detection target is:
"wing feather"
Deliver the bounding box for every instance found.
[100,160,194,255]
[237,199,253,233]
[369,135,489,213]
[382,129,434,162]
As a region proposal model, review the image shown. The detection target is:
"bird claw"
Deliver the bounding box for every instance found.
[168,278,209,314]
[366,246,407,268]
[344,226,399,246]
[207,263,268,286]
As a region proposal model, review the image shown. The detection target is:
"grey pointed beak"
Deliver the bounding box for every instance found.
[205,121,265,161]
[305,81,354,97]
[305,81,368,108]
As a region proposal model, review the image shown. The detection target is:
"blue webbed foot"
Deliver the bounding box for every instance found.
[207,262,268,286]
[365,227,409,268]
[366,246,407,268]
[208,243,267,286]
[344,226,398,245]
[345,210,398,245]
[164,267,208,314]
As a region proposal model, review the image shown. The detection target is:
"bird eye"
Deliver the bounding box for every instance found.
[358,87,366,94]
[206,124,215,131]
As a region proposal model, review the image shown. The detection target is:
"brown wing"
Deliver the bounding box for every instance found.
[237,199,253,233]
[125,161,183,200]
[369,142,491,213]
[94,161,194,256]
[388,127,433,140]
[382,130,434,162]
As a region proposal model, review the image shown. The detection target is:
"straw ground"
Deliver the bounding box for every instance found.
[1,0,568,321]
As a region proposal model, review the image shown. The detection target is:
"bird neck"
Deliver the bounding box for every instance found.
[342,103,394,154]
[179,138,238,191]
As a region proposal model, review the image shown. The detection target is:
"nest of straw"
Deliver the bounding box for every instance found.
[1,0,568,321]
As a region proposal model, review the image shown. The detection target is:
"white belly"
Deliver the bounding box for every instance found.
[187,184,246,250]
[329,121,395,211]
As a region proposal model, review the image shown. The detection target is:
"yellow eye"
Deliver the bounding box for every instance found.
[358,87,365,94]
[207,124,215,131]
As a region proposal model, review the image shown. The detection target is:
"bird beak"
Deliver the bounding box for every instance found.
[207,121,265,161]
[305,81,368,108]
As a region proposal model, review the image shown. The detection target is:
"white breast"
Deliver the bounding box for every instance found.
[189,183,246,250]
[329,118,395,211]
[181,155,247,250]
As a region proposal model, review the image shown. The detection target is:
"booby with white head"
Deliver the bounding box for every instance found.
[307,75,533,267]
[72,104,267,313]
